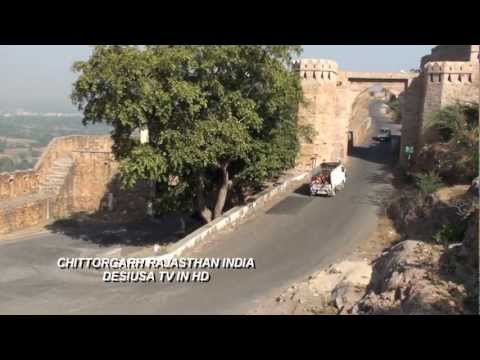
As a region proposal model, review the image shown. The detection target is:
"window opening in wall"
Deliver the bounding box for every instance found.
[313,71,316,79]
[328,72,331,80]
[468,74,472,82]
[438,74,442,82]
[458,74,462,82]
[448,74,452,82]
[321,72,324,79]
[304,72,307,79]
[430,74,434,82]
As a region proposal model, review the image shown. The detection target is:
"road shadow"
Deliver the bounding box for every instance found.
[349,141,399,215]
[349,141,396,166]
[46,214,203,247]
[44,172,208,248]
[293,183,311,197]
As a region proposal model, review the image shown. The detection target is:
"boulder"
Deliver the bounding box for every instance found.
[331,281,367,314]
[459,209,479,271]
[467,177,479,197]
[355,240,467,315]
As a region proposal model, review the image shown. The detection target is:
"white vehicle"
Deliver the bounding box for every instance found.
[376,128,392,142]
[310,162,346,197]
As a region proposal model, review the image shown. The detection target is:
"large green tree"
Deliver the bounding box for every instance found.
[72,45,304,223]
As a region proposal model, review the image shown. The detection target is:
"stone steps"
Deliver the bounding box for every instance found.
[38,156,74,196]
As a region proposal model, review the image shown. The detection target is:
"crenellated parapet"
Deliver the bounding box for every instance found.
[423,57,479,83]
[293,58,338,82]
[424,60,476,74]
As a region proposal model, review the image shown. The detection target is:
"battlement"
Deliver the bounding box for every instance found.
[424,61,477,83]
[424,61,476,74]
[293,58,338,82]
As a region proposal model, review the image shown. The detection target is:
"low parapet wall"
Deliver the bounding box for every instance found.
[0,135,114,201]
[0,170,40,201]
[0,135,116,235]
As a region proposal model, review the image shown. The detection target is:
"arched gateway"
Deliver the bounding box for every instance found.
[294,58,418,170]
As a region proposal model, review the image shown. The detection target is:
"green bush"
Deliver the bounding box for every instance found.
[415,171,444,195]
[425,102,479,142]
[425,102,479,181]
[433,222,467,246]
[388,98,401,122]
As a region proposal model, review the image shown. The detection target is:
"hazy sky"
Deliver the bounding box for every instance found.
[0,45,434,113]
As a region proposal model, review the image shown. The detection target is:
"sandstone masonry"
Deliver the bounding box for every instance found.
[294,45,479,171]
[0,135,117,235]
[294,59,417,170]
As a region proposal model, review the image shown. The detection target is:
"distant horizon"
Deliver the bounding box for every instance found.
[0,45,434,113]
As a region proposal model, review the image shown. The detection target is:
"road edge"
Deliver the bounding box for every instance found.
[142,171,309,261]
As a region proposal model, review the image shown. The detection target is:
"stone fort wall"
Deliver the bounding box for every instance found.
[399,45,479,165]
[294,59,416,170]
[295,45,479,170]
[0,135,118,235]
[294,59,345,169]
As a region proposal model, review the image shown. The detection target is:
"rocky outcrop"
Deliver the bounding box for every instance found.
[353,240,468,315]
[251,260,372,315]
[387,185,473,242]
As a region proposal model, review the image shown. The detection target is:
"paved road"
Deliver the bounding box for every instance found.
[0,101,397,314]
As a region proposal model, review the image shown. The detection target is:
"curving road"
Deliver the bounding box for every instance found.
[0,101,398,314]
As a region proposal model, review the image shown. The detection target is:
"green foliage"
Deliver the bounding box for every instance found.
[387,98,401,122]
[72,45,303,220]
[415,171,444,195]
[433,222,467,247]
[425,102,479,180]
[425,102,478,142]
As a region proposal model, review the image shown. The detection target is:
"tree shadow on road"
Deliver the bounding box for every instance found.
[46,214,202,247]
[293,183,311,197]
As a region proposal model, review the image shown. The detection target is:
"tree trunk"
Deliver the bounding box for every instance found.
[195,173,212,223]
[179,214,186,235]
[213,161,230,219]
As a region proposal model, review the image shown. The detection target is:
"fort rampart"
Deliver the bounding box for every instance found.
[0,135,117,235]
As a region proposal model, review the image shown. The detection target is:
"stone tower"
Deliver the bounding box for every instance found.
[400,45,480,166]
[294,59,345,170]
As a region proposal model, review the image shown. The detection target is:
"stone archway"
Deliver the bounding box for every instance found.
[294,59,419,171]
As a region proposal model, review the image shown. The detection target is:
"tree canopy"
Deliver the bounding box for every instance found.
[72,45,304,222]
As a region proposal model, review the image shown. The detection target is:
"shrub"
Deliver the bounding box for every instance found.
[425,102,479,143]
[421,102,479,182]
[433,222,467,247]
[388,98,401,122]
[415,171,444,195]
